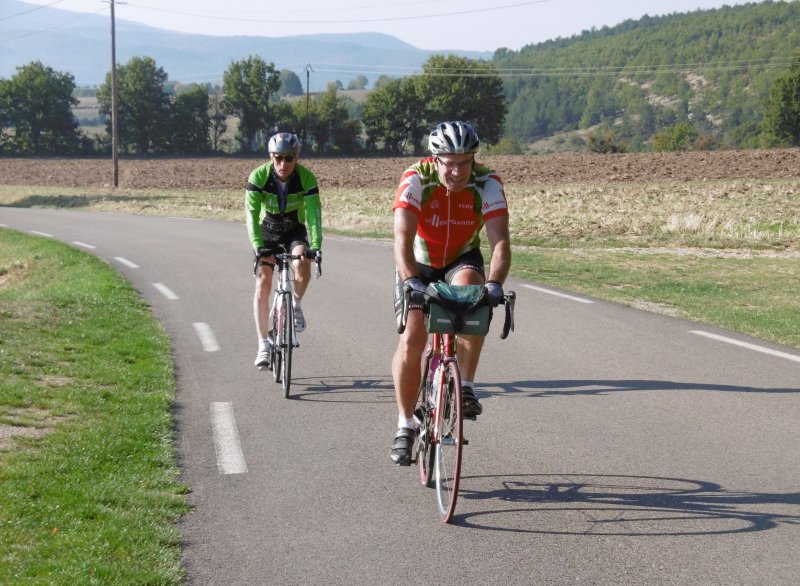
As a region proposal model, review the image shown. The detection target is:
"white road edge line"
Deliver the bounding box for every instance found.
[73,241,96,249]
[153,283,179,300]
[114,256,139,268]
[30,230,53,237]
[690,330,800,364]
[522,284,594,304]
[210,402,248,475]
[193,322,221,352]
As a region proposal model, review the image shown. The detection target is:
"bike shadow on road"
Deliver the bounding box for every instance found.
[477,378,800,398]
[453,472,800,536]
[283,375,395,403]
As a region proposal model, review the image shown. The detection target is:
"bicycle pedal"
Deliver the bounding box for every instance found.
[463,415,477,421]
[462,437,469,445]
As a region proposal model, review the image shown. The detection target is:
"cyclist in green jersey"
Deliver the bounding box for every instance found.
[246,132,323,368]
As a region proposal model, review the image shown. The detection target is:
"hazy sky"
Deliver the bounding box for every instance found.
[16,0,761,52]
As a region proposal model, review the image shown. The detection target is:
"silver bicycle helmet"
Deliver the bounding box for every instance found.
[268,132,301,155]
[428,121,480,155]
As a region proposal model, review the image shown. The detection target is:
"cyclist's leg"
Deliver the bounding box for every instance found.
[288,227,311,300]
[255,223,282,341]
[254,258,274,339]
[390,268,431,465]
[253,249,276,366]
[285,229,311,332]
[445,249,486,415]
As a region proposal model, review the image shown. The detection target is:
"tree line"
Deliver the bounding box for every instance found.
[0,54,505,157]
[1,1,798,156]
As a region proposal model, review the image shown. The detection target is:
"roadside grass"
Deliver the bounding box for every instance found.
[0,230,189,584]
[510,248,800,349]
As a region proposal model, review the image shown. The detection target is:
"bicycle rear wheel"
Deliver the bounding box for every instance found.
[434,360,463,523]
[416,380,435,487]
[281,299,293,398]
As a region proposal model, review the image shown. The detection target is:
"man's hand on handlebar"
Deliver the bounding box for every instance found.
[485,280,504,307]
[305,248,322,277]
[403,276,427,303]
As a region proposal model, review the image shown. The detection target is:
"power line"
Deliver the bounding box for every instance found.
[122,0,460,16]
[0,8,107,44]
[0,0,68,21]
[120,0,557,25]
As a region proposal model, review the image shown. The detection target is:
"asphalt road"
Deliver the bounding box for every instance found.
[2,207,799,586]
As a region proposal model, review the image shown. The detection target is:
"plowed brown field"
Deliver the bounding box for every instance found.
[1,148,798,190]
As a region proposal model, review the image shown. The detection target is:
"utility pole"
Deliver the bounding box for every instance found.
[304,64,313,147]
[109,0,120,187]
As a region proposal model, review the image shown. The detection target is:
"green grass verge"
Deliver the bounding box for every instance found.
[0,230,189,584]
[509,247,800,349]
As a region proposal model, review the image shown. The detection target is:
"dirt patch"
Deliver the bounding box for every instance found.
[1,149,798,190]
[0,424,51,450]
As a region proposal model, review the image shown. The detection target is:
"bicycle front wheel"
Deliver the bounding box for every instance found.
[281,299,293,398]
[434,359,463,523]
[272,298,284,384]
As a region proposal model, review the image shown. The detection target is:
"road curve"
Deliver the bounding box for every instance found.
[2,207,799,586]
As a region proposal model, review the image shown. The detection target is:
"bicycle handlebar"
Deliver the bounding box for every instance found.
[396,283,516,338]
[256,247,322,278]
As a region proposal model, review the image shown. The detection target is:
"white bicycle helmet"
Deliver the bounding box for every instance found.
[428,121,480,155]
[268,132,301,155]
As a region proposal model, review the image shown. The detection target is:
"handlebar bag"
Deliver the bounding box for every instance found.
[425,283,491,336]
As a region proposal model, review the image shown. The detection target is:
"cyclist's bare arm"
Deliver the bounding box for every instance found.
[484,214,511,285]
[394,207,420,280]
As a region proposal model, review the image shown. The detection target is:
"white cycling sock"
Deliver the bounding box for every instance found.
[461,379,474,390]
[398,415,416,430]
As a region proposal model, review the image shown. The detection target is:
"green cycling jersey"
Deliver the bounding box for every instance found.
[245,161,322,250]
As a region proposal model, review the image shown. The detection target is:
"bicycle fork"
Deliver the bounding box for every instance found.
[429,357,468,449]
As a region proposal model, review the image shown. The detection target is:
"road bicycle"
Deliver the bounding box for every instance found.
[397,281,515,522]
[256,246,321,398]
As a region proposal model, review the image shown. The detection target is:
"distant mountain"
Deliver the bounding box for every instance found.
[0,0,491,90]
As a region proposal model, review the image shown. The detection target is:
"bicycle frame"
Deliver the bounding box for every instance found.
[427,331,458,435]
[270,254,297,348]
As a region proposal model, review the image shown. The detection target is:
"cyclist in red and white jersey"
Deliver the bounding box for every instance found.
[389,121,511,465]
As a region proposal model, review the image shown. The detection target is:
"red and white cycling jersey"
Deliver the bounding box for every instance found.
[393,156,508,268]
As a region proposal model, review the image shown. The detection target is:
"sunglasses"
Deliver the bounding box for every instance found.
[435,157,473,171]
[272,154,295,163]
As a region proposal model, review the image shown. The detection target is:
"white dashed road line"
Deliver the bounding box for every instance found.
[153,283,179,300]
[193,322,221,352]
[210,402,248,475]
[690,330,800,364]
[30,230,53,237]
[522,284,594,304]
[114,256,139,268]
[73,241,96,249]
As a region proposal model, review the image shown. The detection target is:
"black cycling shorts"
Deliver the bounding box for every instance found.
[252,223,309,272]
[393,248,485,317]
